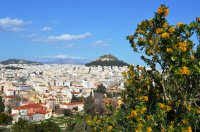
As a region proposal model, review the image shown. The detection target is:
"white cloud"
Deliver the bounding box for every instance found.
[31,32,92,42]
[0,17,31,32]
[41,26,52,31]
[46,32,92,42]
[91,40,111,47]
[0,17,26,27]
[53,44,80,49]
[10,27,25,32]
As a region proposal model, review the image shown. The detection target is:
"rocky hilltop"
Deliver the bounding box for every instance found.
[85,54,129,67]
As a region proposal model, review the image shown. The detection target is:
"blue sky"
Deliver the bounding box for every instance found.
[0,0,199,65]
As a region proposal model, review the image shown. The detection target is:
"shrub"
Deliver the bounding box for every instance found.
[86,4,200,132]
[63,109,72,116]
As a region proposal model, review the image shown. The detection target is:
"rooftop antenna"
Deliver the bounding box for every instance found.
[107,52,110,58]
[105,45,110,55]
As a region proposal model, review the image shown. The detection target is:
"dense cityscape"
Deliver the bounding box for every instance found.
[0,0,199,132]
[0,54,128,131]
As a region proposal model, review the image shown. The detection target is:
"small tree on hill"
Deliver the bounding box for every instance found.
[0,96,5,113]
[95,84,106,94]
[84,92,95,115]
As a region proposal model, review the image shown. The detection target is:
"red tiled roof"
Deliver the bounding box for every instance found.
[71,92,80,94]
[27,113,35,116]
[36,110,50,114]
[12,103,43,110]
[4,96,16,98]
[61,102,84,106]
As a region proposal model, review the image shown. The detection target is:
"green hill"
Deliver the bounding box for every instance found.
[85,54,129,67]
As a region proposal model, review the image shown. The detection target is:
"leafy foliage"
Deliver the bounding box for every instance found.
[11,118,29,132]
[71,95,83,103]
[86,5,200,132]
[95,84,106,94]
[63,109,72,116]
[0,113,13,125]
[40,120,60,132]
[64,114,89,132]
[72,107,78,111]
[12,119,60,132]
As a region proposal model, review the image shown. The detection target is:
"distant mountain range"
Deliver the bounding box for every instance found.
[0,59,43,65]
[85,54,129,67]
[0,55,129,66]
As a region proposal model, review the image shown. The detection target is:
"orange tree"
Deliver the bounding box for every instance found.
[86,5,200,132]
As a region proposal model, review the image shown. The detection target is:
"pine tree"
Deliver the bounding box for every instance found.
[84,92,95,115]
[0,96,5,113]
